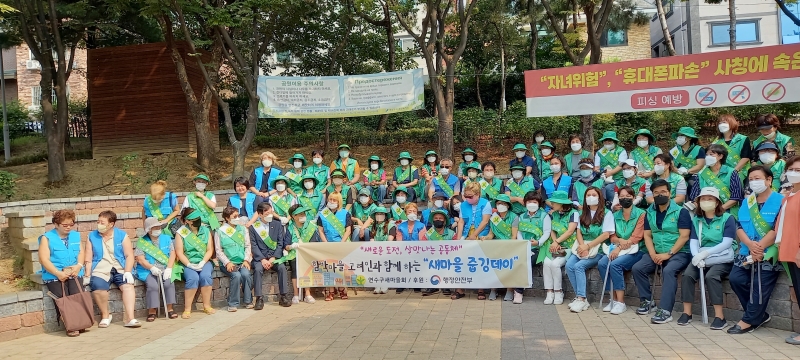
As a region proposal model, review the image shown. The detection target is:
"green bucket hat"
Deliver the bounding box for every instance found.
[338,144,351,150]
[539,140,555,149]
[397,152,414,162]
[193,174,210,183]
[465,163,481,172]
[301,174,318,187]
[371,207,390,219]
[393,186,410,198]
[424,150,438,157]
[330,169,347,178]
[270,175,290,189]
[430,209,450,221]
[462,147,477,155]
[368,155,383,169]
[512,143,528,151]
[495,194,512,206]
[598,131,620,143]
[291,206,310,216]
[289,153,307,166]
[632,129,656,143]
[672,126,698,139]
[548,190,573,205]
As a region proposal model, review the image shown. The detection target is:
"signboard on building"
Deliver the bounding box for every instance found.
[524,44,800,117]
[257,69,425,118]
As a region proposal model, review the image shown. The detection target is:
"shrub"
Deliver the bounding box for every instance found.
[0,170,17,200]
[0,101,33,139]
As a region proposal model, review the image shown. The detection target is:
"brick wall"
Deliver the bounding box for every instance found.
[601,24,652,62]
[16,43,88,109]
[0,291,44,342]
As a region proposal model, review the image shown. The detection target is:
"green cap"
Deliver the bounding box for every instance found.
[462,147,477,155]
[193,174,210,183]
[330,169,347,178]
[548,190,573,205]
[397,152,413,162]
[289,153,307,166]
[338,144,351,150]
[510,164,526,171]
[495,194,512,206]
[632,129,656,143]
[368,155,383,169]
[291,206,310,216]
[393,186,410,198]
[358,187,371,196]
[465,163,481,172]
[184,209,202,221]
[430,209,450,221]
[270,175,289,189]
[672,126,698,139]
[540,140,555,149]
[598,131,620,143]
[424,150,438,157]
[371,207,390,219]
[301,174,318,187]
[513,143,528,151]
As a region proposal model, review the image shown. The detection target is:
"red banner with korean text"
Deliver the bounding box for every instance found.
[524,44,800,117]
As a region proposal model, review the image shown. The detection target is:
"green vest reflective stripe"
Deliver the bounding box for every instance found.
[646,202,688,254]
[694,213,730,248]
[489,212,516,239]
[353,203,377,222]
[188,192,220,230]
[564,150,592,174]
[394,166,416,183]
[698,165,733,202]
[598,147,624,179]
[219,224,246,264]
[669,145,701,169]
[519,210,545,247]
[630,147,657,171]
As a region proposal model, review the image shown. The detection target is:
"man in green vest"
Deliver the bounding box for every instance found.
[632,179,693,324]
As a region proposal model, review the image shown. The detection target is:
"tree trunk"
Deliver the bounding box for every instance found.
[580,114,594,151]
[42,68,66,183]
[777,0,800,27]
[530,17,539,69]
[231,96,260,179]
[572,0,578,30]
[728,0,737,50]
[656,0,677,55]
[476,74,483,109]
[377,3,395,132]
[499,45,506,114]
[437,67,456,160]
[324,118,330,152]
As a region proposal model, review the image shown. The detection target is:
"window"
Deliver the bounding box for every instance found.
[709,20,760,46]
[651,0,674,21]
[780,2,800,44]
[601,29,627,47]
[30,85,70,109]
[276,51,292,63]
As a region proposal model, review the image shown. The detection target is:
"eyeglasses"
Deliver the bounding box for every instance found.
[59,223,75,227]
[463,194,477,200]
[440,165,451,169]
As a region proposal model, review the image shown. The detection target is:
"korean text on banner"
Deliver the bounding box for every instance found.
[524,44,800,117]
[296,240,532,289]
[257,69,425,119]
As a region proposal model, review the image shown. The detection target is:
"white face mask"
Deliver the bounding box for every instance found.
[571,143,582,152]
[262,214,274,223]
[327,202,339,210]
[654,164,666,175]
[585,195,600,206]
[765,131,776,139]
[637,140,649,148]
[333,178,344,186]
[580,169,593,178]
[496,204,509,213]
[526,203,539,213]
[535,136,544,143]
[304,181,315,190]
[699,200,717,212]
[550,164,561,173]
[515,151,526,158]
[371,163,379,170]
[512,170,523,179]
[604,143,615,151]
[541,148,552,156]
[150,229,162,237]
[339,150,349,158]
[400,159,409,166]
[195,182,207,191]
[786,170,800,184]
[406,213,418,222]
[298,216,307,224]
[375,214,386,222]
[623,169,636,179]
[395,196,407,204]
[439,168,450,176]
[232,217,246,226]
[750,179,768,194]
[275,183,286,192]
[759,152,776,164]
[293,161,303,169]
[359,196,370,205]
[452,202,461,211]
[97,224,108,233]
[676,136,687,146]
[718,123,730,133]
[312,157,323,165]
[262,159,273,168]
[464,155,474,162]
[483,171,494,179]
[424,157,435,164]
[434,199,444,208]
[704,155,718,167]
[468,171,477,179]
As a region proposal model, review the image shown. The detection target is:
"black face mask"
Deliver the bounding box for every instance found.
[654,195,669,206]
[619,198,634,209]
[433,220,445,229]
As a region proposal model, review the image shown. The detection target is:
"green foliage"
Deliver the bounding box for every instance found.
[14,277,37,290]
[120,153,141,191]
[0,169,17,200]
[0,101,32,139]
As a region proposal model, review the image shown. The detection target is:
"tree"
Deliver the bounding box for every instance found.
[776,0,800,27]
[388,0,479,160]
[655,0,676,55]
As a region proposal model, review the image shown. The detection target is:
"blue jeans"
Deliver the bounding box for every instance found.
[565,255,600,298]
[597,252,644,292]
[183,262,213,289]
[367,185,388,202]
[220,264,253,307]
[351,226,371,242]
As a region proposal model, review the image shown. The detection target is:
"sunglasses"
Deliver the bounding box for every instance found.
[440,165,452,169]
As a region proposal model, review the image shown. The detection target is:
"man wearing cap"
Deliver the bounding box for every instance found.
[326,169,356,211]
[687,144,743,215]
[422,191,450,228]
[330,144,361,187]
[250,202,291,309]
[669,127,706,178]
[630,129,662,178]
[429,158,461,201]
[391,152,419,202]
[297,174,325,221]
[614,159,648,208]
[282,204,322,304]
[268,176,298,226]
[595,131,627,205]
[363,155,388,202]
[536,141,557,182]
[571,158,605,207]
[510,143,536,177]
[286,153,308,194]
[505,164,540,215]
[753,142,787,192]
[352,188,377,241]
[459,148,480,181]
[249,151,284,200]
[135,217,178,321]
[182,174,220,230]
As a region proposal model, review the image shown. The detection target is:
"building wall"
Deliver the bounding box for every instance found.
[15,43,88,109]
[650,1,692,56]
[602,24,652,61]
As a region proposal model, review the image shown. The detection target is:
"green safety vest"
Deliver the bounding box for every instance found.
[714,134,748,169]
[537,157,553,180]
[574,178,605,206]
[614,207,644,251]
[580,212,607,253]
[479,177,504,203]
[597,146,625,180]
[178,226,209,263]
[489,212,517,240]
[459,161,481,177]
[506,177,537,215]
[630,146,661,172]
[426,227,456,241]
[669,144,702,170]
[218,224,246,264]
[352,202,377,223]
[563,150,592,175]
[694,213,731,248]
[298,190,323,219]
[286,169,307,194]
[698,165,734,203]
[309,164,330,192]
[646,202,688,254]
[334,158,357,180]
[518,210,546,248]
[753,132,795,157]
[615,176,647,195]
[372,222,395,241]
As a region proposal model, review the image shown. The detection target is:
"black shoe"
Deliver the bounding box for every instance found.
[650,308,673,324]
[280,294,292,307]
[396,288,405,294]
[254,296,264,310]
[677,313,692,326]
[422,289,439,296]
[636,300,653,315]
[727,324,754,334]
[710,317,728,330]
[442,289,452,296]
[755,313,771,330]
[413,288,421,293]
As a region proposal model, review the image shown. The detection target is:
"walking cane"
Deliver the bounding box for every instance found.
[598,255,612,310]
[699,265,708,324]
[159,276,168,318]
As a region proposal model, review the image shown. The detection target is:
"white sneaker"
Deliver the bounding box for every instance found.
[610,301,627,315]
[503,291,514,301]
[488,289,498,301]
[291,296,299,304]
[305,295,316,304]
[568,297,578,306]
[603,300,614,312]
[570,299,589,313]
[373,288,380,294]
[513,292,523,304]
[543,292,554,305]
[553,292,564,305]
[380,287,388,294]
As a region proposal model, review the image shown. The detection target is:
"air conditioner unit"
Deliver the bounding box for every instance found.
[26,60,40,70]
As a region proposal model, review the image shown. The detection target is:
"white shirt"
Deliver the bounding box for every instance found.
[588,209,616,233]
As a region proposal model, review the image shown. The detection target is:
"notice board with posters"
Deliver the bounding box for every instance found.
[524,44,800,117]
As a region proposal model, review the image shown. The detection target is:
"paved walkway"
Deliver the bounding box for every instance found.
[1,291,798,360]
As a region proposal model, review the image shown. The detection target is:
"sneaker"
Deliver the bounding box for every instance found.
[305,295,316,304]
[570,299,589,313]
[568,298,578,306]
[396,288,405,294]
[488,289,498,301]
[553,292,564,305]
[543,292,554,305]
[373,288,380,294]
[254,296,264,310]
[636,300,653,315]
[651,308,673,324]
[227,306,238,312]
[677,313,692,326]
[503,291,514,301]
[610,302,627,315]
[602,300,614,312]
[513,292,523,304]
[380,288,388,294]
[710,317,728,330]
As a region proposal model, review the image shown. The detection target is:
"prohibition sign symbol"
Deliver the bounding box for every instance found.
[762,82,786,102]
[728,84,750,104]
[695,87,716,106]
